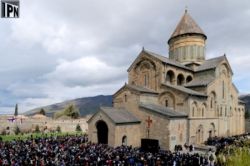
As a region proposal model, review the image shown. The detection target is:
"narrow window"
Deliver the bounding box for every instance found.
[210,97,213,109]
[144,74,149,87]
[222,81,225,99]
[165,100,168,107]
[124,94,127,102]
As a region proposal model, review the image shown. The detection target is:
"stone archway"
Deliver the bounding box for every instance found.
[122,135,127,146]
[208,123,216,138]
[196,125,204,144]
[96,120,108,144]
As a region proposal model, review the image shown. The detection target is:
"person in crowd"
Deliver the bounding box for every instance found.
[0,133,249,166]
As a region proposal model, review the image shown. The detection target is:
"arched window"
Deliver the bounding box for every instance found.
[144,74,149,87]
[166,70,175,84]
[124,94,127,102]
[222,81,225,99]
[177,74,185,85]
[209,92,216,111]
[191,102,197,117]
[200,103,206,117]
[186,75,193,83]
[159,92,175,109]
[165,100,168,107]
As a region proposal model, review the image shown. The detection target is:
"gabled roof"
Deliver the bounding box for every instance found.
[88,107,140,124]
[127,49,193,72]
[169,10,206,43]
[162,83,207,97]
[185,75,215,88]
[114,84,158,97]
[139,102,188,118]
[195,56,225,72]
[195,55,233,74]
[143,50,192,71]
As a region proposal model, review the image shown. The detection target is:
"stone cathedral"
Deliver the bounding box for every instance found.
[88,11,245,150]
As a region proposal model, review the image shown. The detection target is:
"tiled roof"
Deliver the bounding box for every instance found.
[143,50,193,71]
[162,83,207,97]
[114,84,158,97]
[169,10,206,42]
[101,107,140,124]
[139,102,188,118]
[185,76,215,87]
[195,56,225,72]
[126,84,158,94]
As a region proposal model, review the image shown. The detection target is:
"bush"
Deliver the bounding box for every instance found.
[39,108,46,115]
[75,124,82,132]
[225,147,250,166]
[56,126,61,133]
[1,129,7,135]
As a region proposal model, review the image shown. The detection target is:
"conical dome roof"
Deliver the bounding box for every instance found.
[168,10,206,43]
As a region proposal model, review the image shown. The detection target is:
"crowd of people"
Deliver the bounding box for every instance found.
[0,134,217,166]
[205,133,250,154]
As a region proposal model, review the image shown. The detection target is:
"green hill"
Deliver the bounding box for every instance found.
[24,95,112,117]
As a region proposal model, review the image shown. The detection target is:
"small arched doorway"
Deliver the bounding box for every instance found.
[208,123,216,138]
[96,120,108,144]
[196,125,204,144]
[122,135,127,146]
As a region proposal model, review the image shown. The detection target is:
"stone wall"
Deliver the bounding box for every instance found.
[0,115,88,134]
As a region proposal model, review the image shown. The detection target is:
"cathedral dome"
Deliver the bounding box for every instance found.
[168,10,207,64]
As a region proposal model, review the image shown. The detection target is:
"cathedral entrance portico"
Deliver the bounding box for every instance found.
[96,120,108,144]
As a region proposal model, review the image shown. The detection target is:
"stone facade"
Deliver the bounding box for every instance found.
[88,11,245,150]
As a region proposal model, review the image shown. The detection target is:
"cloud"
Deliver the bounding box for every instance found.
[0,0,250,114]
[45,56,127,87]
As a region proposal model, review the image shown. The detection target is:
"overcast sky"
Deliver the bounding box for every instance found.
[0,0,250,114]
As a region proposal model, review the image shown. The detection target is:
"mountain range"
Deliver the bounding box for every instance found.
[239,94,250,113]
[24,95,113,117]
[24,94,250,118]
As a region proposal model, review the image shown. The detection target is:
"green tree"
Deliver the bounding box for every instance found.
[14,104,18,117]
[64,104,80,119]
[55,104,80,119]
[39,108,46,115]
[75,124,82,132]
[35,125,40,133]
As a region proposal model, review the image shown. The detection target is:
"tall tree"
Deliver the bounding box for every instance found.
[14,104,18,117]
[39,108,46,115]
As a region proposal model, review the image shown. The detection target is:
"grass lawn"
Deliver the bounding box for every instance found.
[0,132,84,142]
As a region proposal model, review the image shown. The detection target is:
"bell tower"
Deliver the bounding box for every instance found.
[168,10,207,64]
